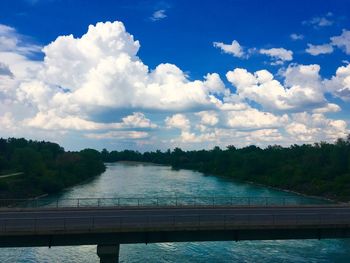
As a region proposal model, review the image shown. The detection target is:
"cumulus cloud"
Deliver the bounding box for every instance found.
[331,30,350,54]
[324,64,350,101]
[225,109,289,129]
[15,21,230,127]
[306,30,350,56]
[312,103,341,113]
[213,40,245,58]
[38,22,228,116]
[226,65,325,111]
[196,111,219,126]
[286,112,348,142]
[306,43,334,55]
[165,114,190,131]
[259,48,293,65]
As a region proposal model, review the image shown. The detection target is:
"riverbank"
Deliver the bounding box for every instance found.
[170,165,338,204]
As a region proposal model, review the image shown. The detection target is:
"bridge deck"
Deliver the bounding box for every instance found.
[1,205,350,247]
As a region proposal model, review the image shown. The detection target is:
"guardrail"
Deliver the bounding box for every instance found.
[0,196,330,209]
[1,212,349,234]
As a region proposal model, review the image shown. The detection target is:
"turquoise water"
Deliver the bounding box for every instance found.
[1,162,350,262]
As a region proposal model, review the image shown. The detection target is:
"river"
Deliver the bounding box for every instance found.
[1,162,350,262]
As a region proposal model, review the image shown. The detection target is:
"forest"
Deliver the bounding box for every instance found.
[101,135,350,201]
[0,138,105,198]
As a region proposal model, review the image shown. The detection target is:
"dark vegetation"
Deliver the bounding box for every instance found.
[1,136,350,201]
[0,138,105,198]
[101,135,350,201]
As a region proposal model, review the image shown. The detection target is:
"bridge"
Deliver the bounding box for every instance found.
[1,197,350,263]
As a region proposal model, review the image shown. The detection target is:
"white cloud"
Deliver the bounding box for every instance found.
[302,13,333,28]
[196,111,219,126]
[324,64,350,101]
[165,114,190,131]
[225,109,289,129]
[306,43,334,55]
[17,21,230,122]
[283,64,322,89]
[306,30,350,57]
[24,111,157,131]
[85,131,149,140]
[290,33,304,41]
[226,65,325,111]
[0,24,41,55]
[0,112,16,130]
[121,112,157,128]
[246,129,283,143]
[259,48,293,65]
[331,30,350,55]
[150,9,167,21]
[286,112,348,142]
[213,40,244,58]
[312,103,341,113]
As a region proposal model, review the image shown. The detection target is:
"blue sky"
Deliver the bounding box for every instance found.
[0,0,350,151]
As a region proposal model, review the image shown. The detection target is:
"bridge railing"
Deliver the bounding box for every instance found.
[0,196,330,209]
[0,212,349,234]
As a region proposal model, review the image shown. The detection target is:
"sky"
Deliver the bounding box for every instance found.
[0,0,350,151]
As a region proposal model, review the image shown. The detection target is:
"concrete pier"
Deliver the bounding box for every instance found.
[97,244,120,263]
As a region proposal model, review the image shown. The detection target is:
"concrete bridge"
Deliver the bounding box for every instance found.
[1,197,350,262]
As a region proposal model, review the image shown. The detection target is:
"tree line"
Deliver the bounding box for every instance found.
[0,138,105,198]
[101,136,350,201]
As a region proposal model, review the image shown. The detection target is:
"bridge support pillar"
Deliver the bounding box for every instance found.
[97,244,120,263]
